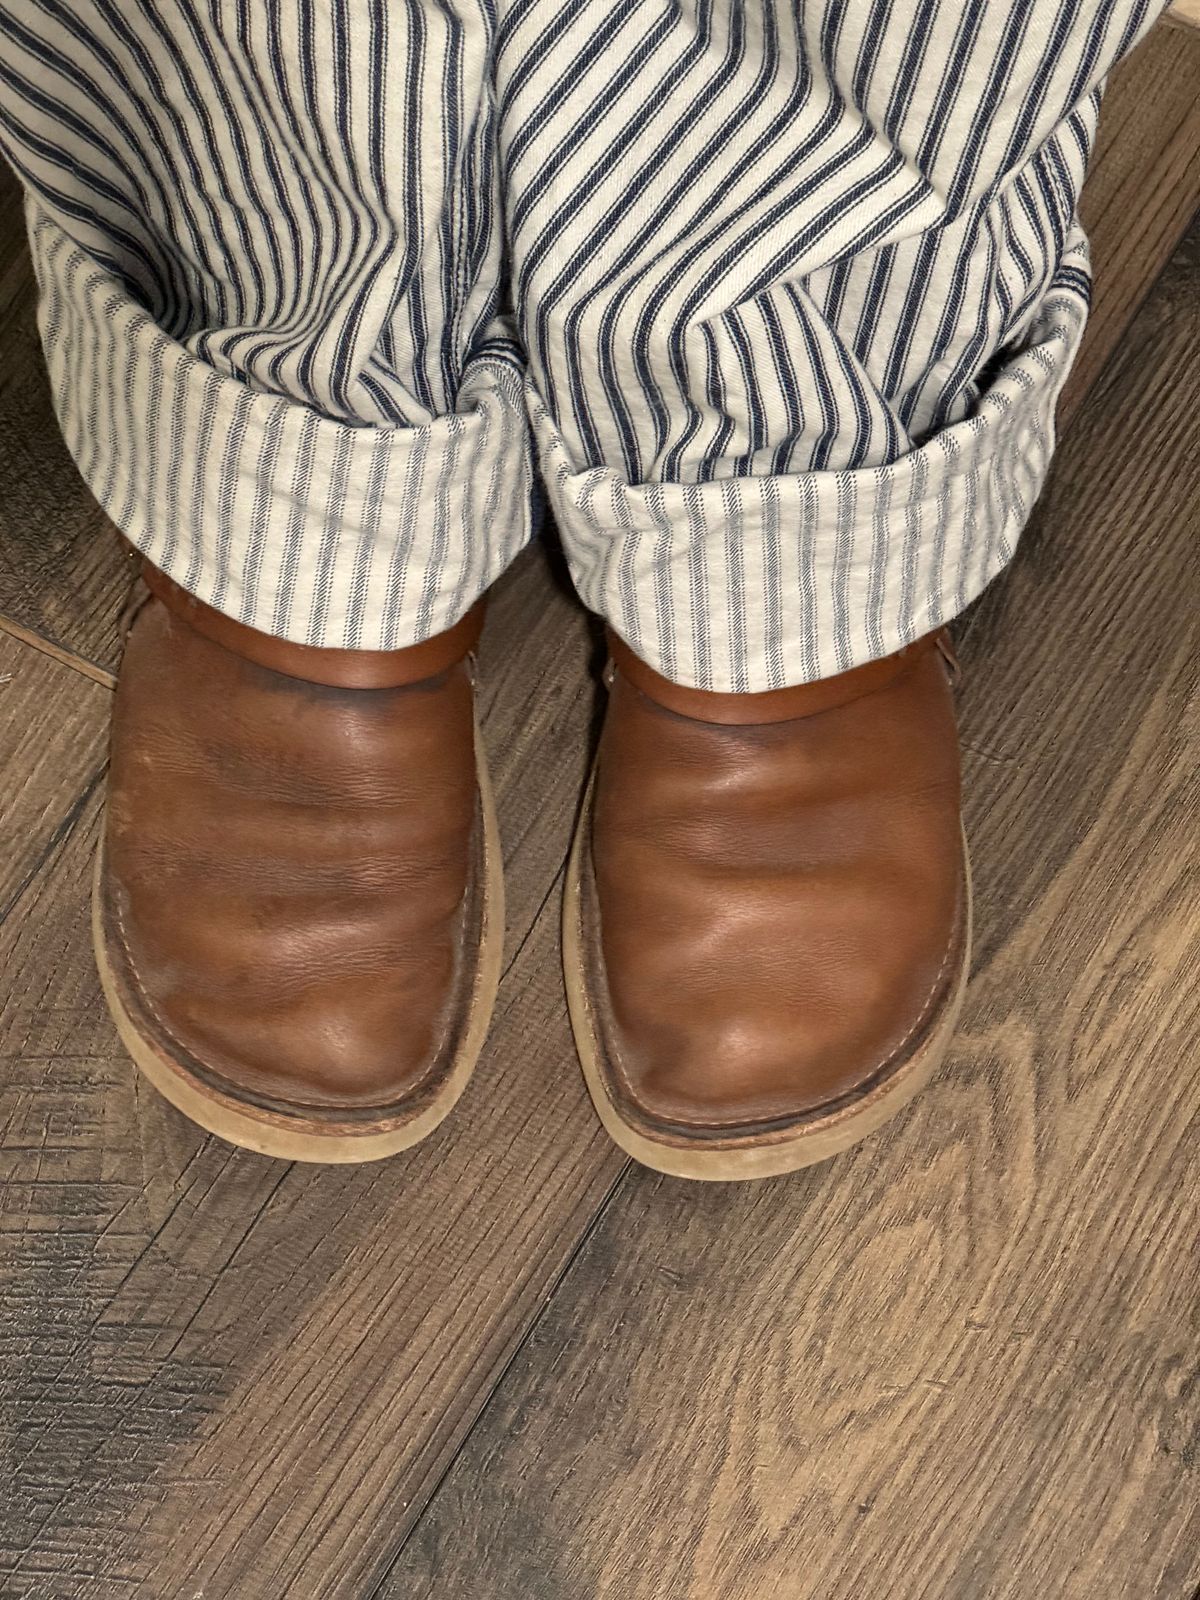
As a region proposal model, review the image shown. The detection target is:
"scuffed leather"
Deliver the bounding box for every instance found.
[103,595,480,1111]
[588,633,965,1135]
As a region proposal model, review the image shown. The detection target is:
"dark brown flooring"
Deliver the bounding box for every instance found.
[1,23,1198,1600]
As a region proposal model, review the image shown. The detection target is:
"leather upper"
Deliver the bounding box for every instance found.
[101,582,484,1113]
[585,631,966,1137]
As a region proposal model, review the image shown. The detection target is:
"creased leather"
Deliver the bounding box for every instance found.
[588,632,965,1136]
[103,593,481,1112]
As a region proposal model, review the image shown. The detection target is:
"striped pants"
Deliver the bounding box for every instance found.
[0,0,1162,689]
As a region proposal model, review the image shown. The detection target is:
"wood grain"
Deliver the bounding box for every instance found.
[0,633,108,919]
[381,231,1200,1600]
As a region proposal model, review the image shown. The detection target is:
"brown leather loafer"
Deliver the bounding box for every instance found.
[564,630,970,1180]
[93,566,503,1163]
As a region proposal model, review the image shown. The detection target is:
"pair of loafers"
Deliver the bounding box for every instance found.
[95,567,969,1180]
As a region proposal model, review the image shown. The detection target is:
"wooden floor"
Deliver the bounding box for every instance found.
[1,26,1199,1600]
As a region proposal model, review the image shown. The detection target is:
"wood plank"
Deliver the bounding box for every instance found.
[380,232,1200,1600]
[0,159,31,341]
[0,632,108,919]
[0,545,629,1600]
[1061,20,1200,422]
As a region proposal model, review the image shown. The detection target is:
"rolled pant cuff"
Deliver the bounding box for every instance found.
[530,259,1090,693]
[28,206,533,650]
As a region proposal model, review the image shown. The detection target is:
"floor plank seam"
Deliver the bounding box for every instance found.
[500,857,569,985]
[0,613,117,690]
[367,1154,634,1599]
[0,762,106,929]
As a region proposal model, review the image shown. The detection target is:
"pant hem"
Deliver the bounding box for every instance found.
[28,205,534,650]
[531,247,1090,691]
